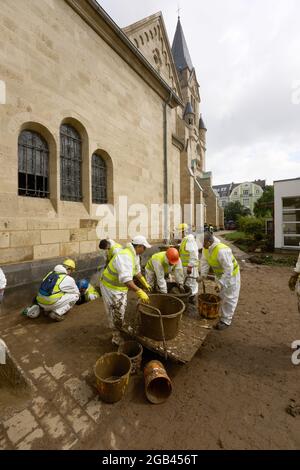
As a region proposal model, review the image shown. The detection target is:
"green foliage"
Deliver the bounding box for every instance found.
[250,255,297,267]
[223,231,248,241]
[224,201,251,223]
[253,186,274,218]
[238,216,265,240]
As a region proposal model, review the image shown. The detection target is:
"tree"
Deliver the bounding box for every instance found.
[224,201,251,223]
[239,216,265,240]
[253,186,274,218]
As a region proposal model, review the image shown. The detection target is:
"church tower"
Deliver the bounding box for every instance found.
[172,16,204,229]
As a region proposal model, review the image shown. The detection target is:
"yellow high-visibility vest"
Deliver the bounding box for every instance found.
[107,243,122,262]
[84,284,100,301]
[145,252,169,273]
[36,271,67,305]
[179,237,190,267]
[203,243,239,278]
[101,248,135,292]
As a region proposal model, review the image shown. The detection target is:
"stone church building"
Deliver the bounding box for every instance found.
[0,0,223,291]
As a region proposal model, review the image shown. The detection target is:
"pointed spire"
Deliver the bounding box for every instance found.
[199,114,207,131]
[171,17,193,72]
[183,101,194,117]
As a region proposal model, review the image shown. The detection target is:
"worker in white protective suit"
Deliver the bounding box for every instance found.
[200,232,240,330]
[99,239,122,265]
[288,244,300,314]
[24,259,80,322]
[178,224,199,303]
[100,235,152,345]
[0,268,7,308]
[145,248,185,294]
[98,239,122,276]
[76,279,100,304]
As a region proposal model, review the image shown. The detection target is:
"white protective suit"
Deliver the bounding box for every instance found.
[181,234,199,296]
[294,250,300,313]
[37,265,80,317]
[145,255,184,294]
[100,243,140,329]
[200,237,240,325]
[98,239,122,278]
[0,268,7,303]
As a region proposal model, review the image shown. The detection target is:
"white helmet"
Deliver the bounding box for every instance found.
[25,305,41,319]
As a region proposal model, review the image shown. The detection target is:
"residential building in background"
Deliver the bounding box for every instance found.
[213,180,266,213]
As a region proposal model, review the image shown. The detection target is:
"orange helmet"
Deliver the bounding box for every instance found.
[166,247,180,265]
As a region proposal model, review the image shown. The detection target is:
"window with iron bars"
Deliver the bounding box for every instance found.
[18,130,49,198]
[92,154,107,204]
[60,124,82,201]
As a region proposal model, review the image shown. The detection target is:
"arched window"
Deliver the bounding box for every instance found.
[92,153,107,204]
[18,130,49,198]
[60,124,82,201]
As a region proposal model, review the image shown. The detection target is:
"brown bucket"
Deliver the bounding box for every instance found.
[94,352,131,403]
[144,360,172,404]
[167,282,191,307]
[138,294,185,341]
[118,341,143,375]
[198,281,221,319]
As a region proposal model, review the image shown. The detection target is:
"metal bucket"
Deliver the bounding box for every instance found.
[138,294,185,341]
[144,360,172,404]
[198,281,221,319]
[94,352,131,403]
[118,341,143,375]
[167,282,191,307]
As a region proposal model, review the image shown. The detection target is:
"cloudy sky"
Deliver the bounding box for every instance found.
[98,0,300,185]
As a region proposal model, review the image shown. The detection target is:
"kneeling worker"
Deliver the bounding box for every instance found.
[25,259,80,321]
[100,235,152,345]
[145,248,184,294]
[200,232,240,330]
[76,279,100,305]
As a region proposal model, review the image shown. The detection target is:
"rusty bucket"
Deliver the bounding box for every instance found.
[94,352,131,403]
[138,294,185,341]
[198,281,221,319]
[118,341,143,375]
[144,360,172,404]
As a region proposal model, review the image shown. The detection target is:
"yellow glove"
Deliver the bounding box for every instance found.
[139,276,151,292]
[136,289,150,303]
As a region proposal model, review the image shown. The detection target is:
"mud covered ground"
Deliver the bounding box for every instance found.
[0,259,300,449]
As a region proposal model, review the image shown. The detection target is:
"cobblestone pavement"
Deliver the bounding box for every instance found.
[0,300,127,450]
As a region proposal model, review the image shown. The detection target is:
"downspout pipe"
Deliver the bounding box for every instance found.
[163,91,173,244]
[187,165,204,230]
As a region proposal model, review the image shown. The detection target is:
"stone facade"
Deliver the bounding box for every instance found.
[0,1,219,270]
[0,0,182,266]
[199,173,224,229]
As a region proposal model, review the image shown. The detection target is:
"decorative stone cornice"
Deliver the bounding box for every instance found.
[65,0,183,108]
[172,134,185,151]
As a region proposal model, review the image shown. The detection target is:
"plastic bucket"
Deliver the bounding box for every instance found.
[138,294,185,341]
[144,360,172,404]
[118,341,143,375]
[94,352,131,403]
[167,282,191,307]
[198,293,221,319]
